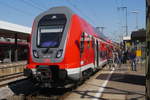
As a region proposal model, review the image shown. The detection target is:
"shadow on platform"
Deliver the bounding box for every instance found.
[96,73,145,86]
[7,78,69,96]
[72,86,145,100]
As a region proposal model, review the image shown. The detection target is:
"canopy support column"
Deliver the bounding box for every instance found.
[15,33,18,62]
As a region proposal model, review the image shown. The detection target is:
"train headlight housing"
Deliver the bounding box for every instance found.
[56,49,63,58]
[33,50,39,58]
[31,68,37,75]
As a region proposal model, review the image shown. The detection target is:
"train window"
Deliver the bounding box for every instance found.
[38,14,66,26]
[87,35,90,48]
[80,32,85,53]
[37,14,66,48]
[92,37,95,48]
[37,26,63,47]
[100,51,107,59]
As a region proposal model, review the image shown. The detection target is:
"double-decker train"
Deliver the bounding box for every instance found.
[24,7,114,87]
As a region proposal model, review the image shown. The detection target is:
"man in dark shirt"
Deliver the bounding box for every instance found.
[129,50,136,71]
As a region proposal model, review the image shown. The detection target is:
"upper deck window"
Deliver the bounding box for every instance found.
[37,14,66,48]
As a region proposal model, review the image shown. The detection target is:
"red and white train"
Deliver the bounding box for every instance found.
[24,7,114,87]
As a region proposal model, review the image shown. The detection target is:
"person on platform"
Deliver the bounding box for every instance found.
[107,49,113,70]
[117,48,122,67]
[112,48,119,68]
[129,49,137,71]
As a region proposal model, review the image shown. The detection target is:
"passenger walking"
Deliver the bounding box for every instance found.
[107,49,113,70]
[122,50,125,64]
[112,49,118,68]
[129,49,137,71]
[117,49,122,68]
[108,58,113,70]
[123,50,128,64]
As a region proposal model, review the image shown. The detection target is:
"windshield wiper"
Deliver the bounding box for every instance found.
[43,46,51,54]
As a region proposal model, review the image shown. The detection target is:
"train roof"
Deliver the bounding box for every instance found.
[47,6,74,15]
[35,6,110,43]
[35,6,74,22]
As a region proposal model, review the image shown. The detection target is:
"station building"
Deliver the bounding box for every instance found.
[131,29,146,60]
[0,20,31,63]
[123,29,146,62]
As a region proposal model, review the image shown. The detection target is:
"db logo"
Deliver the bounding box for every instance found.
[44,59,51,62]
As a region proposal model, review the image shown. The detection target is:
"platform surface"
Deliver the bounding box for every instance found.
[65,63,145,100]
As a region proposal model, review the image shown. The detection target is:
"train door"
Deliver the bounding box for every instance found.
[98,42,102,68]
[79,32,85,78]
[94,39,99,68]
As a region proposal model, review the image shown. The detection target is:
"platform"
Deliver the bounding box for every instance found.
[65,63,145,100]
[101,64,145,100]
[0,61,26,78]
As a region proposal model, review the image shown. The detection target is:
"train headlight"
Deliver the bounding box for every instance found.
[56,49,63,58]
[33,50,39,58]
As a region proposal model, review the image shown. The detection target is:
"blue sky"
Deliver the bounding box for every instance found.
[0,0,145,42]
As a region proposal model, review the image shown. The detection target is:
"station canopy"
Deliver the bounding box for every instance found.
[0,20,31,40]
[131,29,146,41]
[123,36,131,41]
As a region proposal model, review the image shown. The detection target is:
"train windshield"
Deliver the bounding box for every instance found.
[37,14,66,48]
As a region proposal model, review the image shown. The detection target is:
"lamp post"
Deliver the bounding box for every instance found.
[131,11,139,30]
[118,7,128,36]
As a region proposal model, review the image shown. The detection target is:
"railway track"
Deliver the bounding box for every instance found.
[0,61,27,87]
[0,72,23,81]
[18,80,80,100]
[3,77,83,100]
[5,82,76,100]
[0,73,26,88]
[22,88,72,100]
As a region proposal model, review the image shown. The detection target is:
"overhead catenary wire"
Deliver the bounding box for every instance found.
[115,0,126,42]
[22,0,45,11]
[66,0,97,25]
[0,1,34,16]
[29,0,47,10]
[86,0,98,21]
[75,0,98,22]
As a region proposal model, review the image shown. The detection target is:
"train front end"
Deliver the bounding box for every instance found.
[24,7,74,87]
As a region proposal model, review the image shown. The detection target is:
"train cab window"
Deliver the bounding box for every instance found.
[37,14,67,48]
[80,32,85,53]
